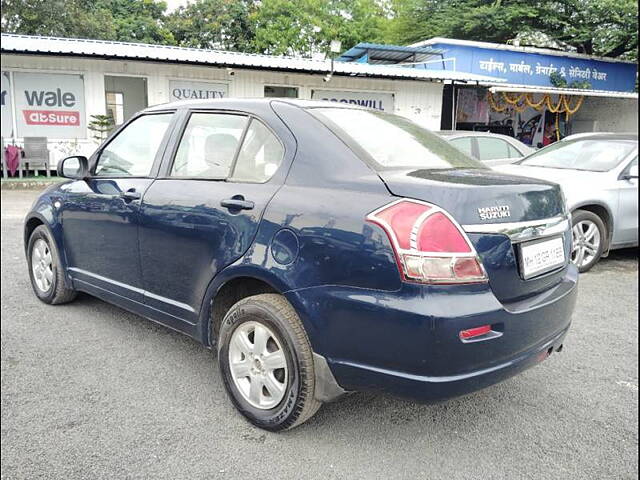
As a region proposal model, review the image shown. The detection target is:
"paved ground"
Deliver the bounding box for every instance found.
[1,189,638,480]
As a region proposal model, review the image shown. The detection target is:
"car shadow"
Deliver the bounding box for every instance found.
[67,291,555,440]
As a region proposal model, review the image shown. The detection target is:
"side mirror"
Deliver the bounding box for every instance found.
[626,164,638,180]
[57,156,89,180]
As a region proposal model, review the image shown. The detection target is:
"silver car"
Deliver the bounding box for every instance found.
[438,131,535,166]
[497,133,638,272]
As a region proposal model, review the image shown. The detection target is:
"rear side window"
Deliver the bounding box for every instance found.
[231,119,284,183]
[95,113,173,176]
[171,113,248,178]
[312,108,485,170]
[476,137,511,161]
[449,137,475,158]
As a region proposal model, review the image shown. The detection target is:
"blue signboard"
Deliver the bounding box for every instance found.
[418,42,637,92]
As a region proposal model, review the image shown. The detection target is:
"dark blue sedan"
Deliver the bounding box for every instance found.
[24,99,578,431]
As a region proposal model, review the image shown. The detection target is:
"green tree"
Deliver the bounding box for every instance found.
[1,0,115,38]
[251,0,324,56]
[560,0,638,60]
[385,0,638,61]
[166,0,257,51]
[99,0,175,45]
[1,0,174,45]
[324,0,391,54]
[251,0,389,57]
[87,114,115,142]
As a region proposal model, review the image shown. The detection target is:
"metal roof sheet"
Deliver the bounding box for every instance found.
[337,42,444,64]
[0,34,504,83]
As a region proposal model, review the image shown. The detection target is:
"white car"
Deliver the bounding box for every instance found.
[497,133,638,272]
[438,131,535,166]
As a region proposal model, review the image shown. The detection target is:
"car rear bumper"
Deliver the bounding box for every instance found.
[327,323,569,402]
[287,264,578,403]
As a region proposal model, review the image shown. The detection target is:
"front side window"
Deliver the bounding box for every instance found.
[520,139,637,172]
[231,119,284,182]
[312,108,485,171]
[476,137,511,161]
[95,113,173,177]
[171,113,248,178]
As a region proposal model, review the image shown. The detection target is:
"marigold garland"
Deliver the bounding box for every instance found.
[487,91,508,112]
[502,92,526,105]
[486,91,585,121]
[562,95,585,118]
[524,94,547,109]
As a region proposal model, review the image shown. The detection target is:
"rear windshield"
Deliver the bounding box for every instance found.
[311,108,486,171]
[520,138,637,172]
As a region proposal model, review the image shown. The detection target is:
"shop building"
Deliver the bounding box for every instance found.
[0,34,498,167]
[339,38,638,147]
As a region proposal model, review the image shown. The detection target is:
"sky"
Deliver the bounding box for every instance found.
[162,0,190,12]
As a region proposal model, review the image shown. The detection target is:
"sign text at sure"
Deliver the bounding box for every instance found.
[14,72,86,138]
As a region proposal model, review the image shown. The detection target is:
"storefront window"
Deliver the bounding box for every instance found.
[264,86,298,98]
[106,92,124,125]
[104,76,148,125]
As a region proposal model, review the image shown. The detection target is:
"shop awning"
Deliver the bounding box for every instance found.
[485,84,638,99]
[337,43,445,65]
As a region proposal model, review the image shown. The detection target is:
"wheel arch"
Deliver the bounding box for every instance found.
[197,265,295,348]
[24,214,46,251]
[201,268,346,405]
[24,211,74,289]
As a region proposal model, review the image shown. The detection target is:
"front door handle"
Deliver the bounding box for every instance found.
[221,197,254,211]
[120,189,141,202]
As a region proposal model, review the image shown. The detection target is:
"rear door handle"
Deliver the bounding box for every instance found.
[120,189,141,202]
[221,197,254,211]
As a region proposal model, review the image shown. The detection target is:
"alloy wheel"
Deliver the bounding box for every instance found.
[31,238,53,293]
[228,321,288,409]
[571,220,601,269]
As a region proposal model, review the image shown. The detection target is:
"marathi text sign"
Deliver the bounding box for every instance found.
[1,72,13,138]
[14,72,86,138]
[169,80,228,101]
[311,89,395,112]
[425,43,637,92]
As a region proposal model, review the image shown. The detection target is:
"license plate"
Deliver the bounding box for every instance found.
[520,236,566,279]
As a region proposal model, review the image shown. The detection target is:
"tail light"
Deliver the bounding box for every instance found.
[367,199,488,284]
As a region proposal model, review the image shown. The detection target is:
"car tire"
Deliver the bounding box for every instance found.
[571,210,606,273]
[218,293,321,431]
[27,225,77,304]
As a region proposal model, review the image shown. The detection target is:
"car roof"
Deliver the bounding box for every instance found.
[436,130,520,141]
[560,132,638,142]
[144,98,367,113]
